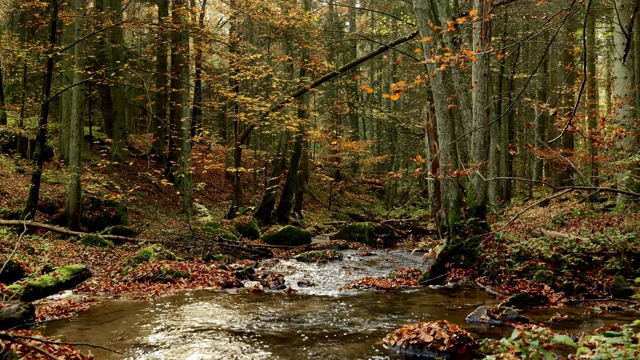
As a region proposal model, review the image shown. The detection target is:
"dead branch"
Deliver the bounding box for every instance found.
[0,220,158,243]
[0,332,62,360]
[531,228,589,242]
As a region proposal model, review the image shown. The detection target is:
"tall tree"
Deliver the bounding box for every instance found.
[468,0,491,219]
[167,0,193,214]
[107,0,128,162]
[22,0,59,220]
[412,0,463,234]
[151,0,170,163]
[0,61,6,125]
[64,0,86,229]
[612,0,639,203]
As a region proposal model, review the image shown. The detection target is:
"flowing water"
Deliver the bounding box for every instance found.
[45,250,635,359]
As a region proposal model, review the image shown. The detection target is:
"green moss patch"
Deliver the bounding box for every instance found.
[127,244,179,265]
[261,226,312,246]
[81,234,114,248]
[233,216,261,240]
[294,250,343,263]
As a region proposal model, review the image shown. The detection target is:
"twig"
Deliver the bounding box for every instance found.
[493,189,573,234]
[0,219,28,276]
[0,332,62,360]
[9,334,122,354]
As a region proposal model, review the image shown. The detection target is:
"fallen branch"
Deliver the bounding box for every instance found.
[564,298,638,304]
[0,220,157,243]
[0,332,62,360]
[531,228,588,242]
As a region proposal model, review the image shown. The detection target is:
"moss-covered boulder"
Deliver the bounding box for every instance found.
[294,250,343,263]
[610,275,634,298]
[383,320,479,359]
[261,226,312,246]
[233,216,261,240]
[501,292,550,309]
[330,222,398,247]
[7,265,91,302]
[81,234,114,248]
[465,305,529,326]
[81,196,128,232]
[127,244,178,265]
[0,259,26,285]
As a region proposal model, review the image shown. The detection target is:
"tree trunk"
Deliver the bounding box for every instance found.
[59,2,75,163]
[412,0,463,234]
[467,0,491,220]
[191,0,207,138]
[65,0,86,230]
[585,0,600,201]
[255,131,288,224]
[22,0,59,220]
[168,0,193,214]
[151,0,169,163]
[108,0,127,163]
[612,0,638,204]
[0,62,7,125]
[275,128,304,224]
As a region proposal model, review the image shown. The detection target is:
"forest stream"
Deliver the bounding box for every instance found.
[44,249,634,359]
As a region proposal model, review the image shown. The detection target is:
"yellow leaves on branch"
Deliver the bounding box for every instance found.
[360,85,374,94]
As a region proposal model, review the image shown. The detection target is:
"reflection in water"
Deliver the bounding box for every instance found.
[45,250,635,359]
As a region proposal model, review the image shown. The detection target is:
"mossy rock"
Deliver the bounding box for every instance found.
[0,259,26,284]
[101,225,140,237]
[81,196,128,232]
[203,228,239,242]
[294,250,343,263]
[81,234,114,248]
[501,292,550,309]
[8,265,91,302]
[233,216,261,240]
[611,275,634,298]
[127,244,178,265]
[330,222,398,247]
[261,226,312,246]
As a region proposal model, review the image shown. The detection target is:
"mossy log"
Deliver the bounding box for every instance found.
[7,265,91,302]
[0,302,35,330]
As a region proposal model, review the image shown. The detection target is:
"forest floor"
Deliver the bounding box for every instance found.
[1,139,639,358]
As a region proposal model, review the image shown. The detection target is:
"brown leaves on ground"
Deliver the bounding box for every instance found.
[383,320,478,355]
[0,330,93,359]
[341,267,422,292]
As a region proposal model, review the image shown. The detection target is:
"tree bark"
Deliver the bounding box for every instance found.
[108,0,128,163]
[412,0,462,233]
[612,0,639,204]
[0,61,7,125]
[65,0,86,230]
[467,0,491,219]
[22,0,59,221]
[167,0,193,214]
[151,0,169,163]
